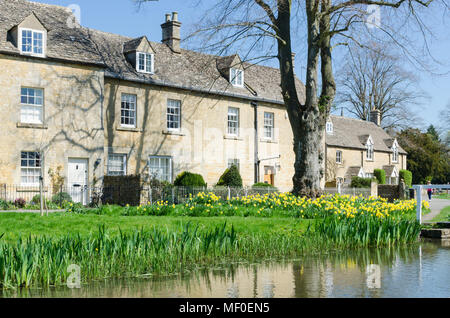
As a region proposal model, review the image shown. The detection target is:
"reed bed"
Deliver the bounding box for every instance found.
[0,216,421,290]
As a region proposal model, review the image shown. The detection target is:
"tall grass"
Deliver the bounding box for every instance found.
[0,216,422,290]
[313,215,421,247]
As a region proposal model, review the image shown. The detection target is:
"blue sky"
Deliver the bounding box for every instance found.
[33,0,450,130]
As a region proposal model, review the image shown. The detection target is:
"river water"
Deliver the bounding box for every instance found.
[1,240,449,298]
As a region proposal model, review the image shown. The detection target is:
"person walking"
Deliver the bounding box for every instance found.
[427,181,433,201]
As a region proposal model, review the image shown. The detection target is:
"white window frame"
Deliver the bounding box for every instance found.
[136,52,154,74]
[20,151,42,186]
[336,150,343,164]
[107,154,127,176]
[227,107,240,136]
[19,28,45,57]
[326,121,333,134]
[366,137,374,161]
[263,112,275,140]
[230,68,244,87]
[148,156,172,182]
[20,87,44,124]
[121,94,137,128]
[392,145,399,163]
[228,159,240,171]
[167,99,181,131]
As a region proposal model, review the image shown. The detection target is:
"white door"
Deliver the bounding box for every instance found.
[68,158,88,205]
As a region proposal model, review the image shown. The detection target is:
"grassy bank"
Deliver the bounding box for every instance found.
[431,206,450,222]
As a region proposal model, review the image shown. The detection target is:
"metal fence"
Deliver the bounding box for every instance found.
[0,184,280,207]
[0,184,375,207]
[324,187,372,198]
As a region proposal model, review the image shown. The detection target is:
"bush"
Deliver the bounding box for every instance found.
[0,199,10,210]
[399,170,413,188]
[51,192,72,204]
[217,165,243,187]
[350,177,373,188]
[374,169,386,185]
[174,172,206,187]
[14,198,26,208]
[252,182,275,188]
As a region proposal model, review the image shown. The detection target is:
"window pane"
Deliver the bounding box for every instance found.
[167,99,181,130]
[121,94,136,127]
[108,154,126,176]
[149,156,172,182]
[228,107,239,135]
[20,152,41,185]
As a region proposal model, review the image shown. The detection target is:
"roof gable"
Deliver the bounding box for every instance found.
[16,12,47,32]
[326,115,407,154]
[123,36,155,54]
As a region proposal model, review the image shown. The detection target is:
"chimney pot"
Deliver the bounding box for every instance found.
[165,13,171,22]
[172,12,178,22]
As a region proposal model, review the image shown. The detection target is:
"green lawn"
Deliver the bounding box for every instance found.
[0,212,311,243]
[431,205,450,222]
[435,193,450,200]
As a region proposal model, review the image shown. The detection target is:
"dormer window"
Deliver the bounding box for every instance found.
[392,144,399,163]
[326,121,333,134]
[230,68,244,87]
[137,52,153,74]
[366,137,374,161]
[20,29,45,57]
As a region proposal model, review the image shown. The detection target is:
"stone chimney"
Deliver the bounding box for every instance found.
[161,12,181,53]
[369,108,381,126]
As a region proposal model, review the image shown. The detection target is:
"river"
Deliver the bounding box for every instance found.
[1,240,449,298]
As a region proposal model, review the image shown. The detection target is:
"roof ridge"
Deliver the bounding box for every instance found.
[26,0,68,10]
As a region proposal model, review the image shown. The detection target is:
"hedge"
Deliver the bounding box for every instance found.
[350,176,373,188]
[399,170,413,188]
[103,175,141,206]
[374,169,386,185]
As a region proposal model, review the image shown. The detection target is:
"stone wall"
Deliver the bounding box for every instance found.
[378,185,400,202]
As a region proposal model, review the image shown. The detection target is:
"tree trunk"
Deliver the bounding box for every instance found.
[276,0,325,197]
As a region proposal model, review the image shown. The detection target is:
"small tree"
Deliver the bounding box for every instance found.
[350,177,372,188]
[374,169,386,185]
[217,165,243,187]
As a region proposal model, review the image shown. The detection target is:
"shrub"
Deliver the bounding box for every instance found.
[374,169,386,185]
[217,165,243,187]
[51,192,72,204]
[14,198,26,208]
[0,199,10,210]
[350,177,372,188]
[31,194,43,205]
[399,170,413,188]
[174,172,206,187]
[252,182,276,188]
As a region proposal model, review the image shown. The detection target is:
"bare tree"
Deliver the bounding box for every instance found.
[336,43,425,129]
[136,0,446,197]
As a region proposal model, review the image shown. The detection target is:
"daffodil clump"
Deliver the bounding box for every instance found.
[119,192,426,221]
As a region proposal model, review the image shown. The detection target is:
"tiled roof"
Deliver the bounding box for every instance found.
[0,0,306,105]
[326,115,407,154]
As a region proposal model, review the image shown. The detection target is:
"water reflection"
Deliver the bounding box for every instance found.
[1,241,449,298]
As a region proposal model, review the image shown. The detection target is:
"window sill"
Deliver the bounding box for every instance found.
[260,138,278,144]
[116,126,141,132]
[17,122,48,129]
[162,130,185,136]
[224,135,243,141]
